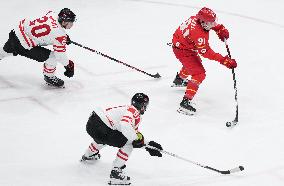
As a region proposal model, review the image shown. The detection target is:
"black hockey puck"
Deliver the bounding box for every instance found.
[226,121,237,127]
[239,166,244,171]
[226,122,231,127]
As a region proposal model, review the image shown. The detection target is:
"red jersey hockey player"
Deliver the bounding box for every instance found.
[171,7,237,115]
[80,93,163,185]
[0,8,76,87]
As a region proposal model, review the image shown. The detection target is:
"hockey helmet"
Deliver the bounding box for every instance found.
[196,7,217,22]
[58,8,76,23]
[196,7,217,30]
[131,93,149,115]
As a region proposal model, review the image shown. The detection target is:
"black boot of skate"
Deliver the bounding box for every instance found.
[108,165,131,185]
[44,75,64,88]
[171,73,188,87]
[80,152,101,162]
[177,97,196,115]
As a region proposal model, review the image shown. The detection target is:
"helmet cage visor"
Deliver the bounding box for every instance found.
[201,20,217,30]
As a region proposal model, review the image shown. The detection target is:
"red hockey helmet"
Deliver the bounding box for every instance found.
[196,7,216,22]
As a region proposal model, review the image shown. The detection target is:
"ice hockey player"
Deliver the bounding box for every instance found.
[80,93,163,185]
[171,7,237,115]
[0,8,76,88]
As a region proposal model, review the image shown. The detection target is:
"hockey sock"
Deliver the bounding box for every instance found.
[184,73,206,99]
[43,63,56,77]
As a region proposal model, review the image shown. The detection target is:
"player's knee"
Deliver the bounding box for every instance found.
[192,73,206,85]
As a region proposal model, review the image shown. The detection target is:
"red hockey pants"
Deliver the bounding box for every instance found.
[173,47,206,100]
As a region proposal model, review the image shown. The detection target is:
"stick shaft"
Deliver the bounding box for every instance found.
[71,41,160,78]
[224,40,239,122]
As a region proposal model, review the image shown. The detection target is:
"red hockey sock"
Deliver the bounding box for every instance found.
[185,81,199,99]
[184,73,206,99]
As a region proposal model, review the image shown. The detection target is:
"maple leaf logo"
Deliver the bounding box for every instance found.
[55,36,67,45]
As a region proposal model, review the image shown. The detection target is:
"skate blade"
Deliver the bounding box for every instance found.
[177,107,195,116]
[45,82,65,88]
[171,84,186,87]
[108,180,131,185]
[79,158,98,164]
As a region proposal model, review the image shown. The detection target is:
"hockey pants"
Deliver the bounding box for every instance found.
[85,112,133,167]
[86,112,128,148]
[173,47,206,99]
[3,30,59,77]
[3,30,51,62]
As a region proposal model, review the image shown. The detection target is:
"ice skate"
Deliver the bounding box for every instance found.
[44,75,65,88]
[108,165,131,185]
[171,73,188,87]
[177,97,196,115]
[80,151,101,162]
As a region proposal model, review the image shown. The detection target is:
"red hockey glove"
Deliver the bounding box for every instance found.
[213,24,229,42]
[220,56,237,69]
[64,60,74,77]
[132,132,145,148]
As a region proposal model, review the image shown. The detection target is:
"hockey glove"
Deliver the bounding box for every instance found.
[66,34,71,45]
[64,60,74,78]
[220,55,237,69]
[132,132,145,148]
[213,24,229,42]
[145,141,163,157]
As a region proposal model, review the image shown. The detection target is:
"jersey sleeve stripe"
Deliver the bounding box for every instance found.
[53,49,66,52]
[53,45,65,48]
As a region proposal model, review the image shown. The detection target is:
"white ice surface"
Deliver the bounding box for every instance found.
[0,0,284,185]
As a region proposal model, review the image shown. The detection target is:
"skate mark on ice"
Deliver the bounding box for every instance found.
[110,85,130,98]
[0,96,57,114]
[77,66,99,76]
[123,0,284,28]
[0,76,16,89]
[78,64,166,77]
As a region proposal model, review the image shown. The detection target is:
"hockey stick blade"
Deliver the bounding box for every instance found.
[152,73,161,78]
[144,145,244,175]
[209,165,244,175]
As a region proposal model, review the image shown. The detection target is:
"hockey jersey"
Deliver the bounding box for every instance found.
[14,11,69,66]
[172,16,223,63]
[94,105,141,142]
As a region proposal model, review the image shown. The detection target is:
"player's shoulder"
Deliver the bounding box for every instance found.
[127,105,140,116]
[189,16,199,28]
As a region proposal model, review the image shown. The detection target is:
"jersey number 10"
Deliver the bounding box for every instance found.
[29,16,51,38]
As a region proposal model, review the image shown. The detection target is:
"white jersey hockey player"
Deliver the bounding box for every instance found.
[81,93,163,185]
[0,8,76,87]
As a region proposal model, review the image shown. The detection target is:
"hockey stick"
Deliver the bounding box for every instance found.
[145,145,244,175]
[224,39,239,127]
[70,41,161,78]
